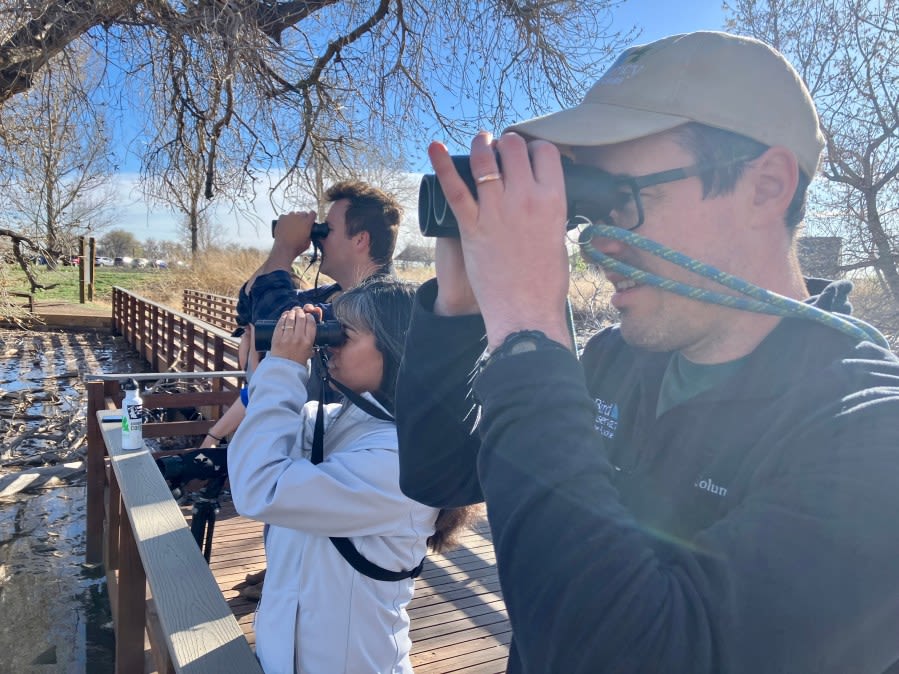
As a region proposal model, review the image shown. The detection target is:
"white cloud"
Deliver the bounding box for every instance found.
[106,172,275,249]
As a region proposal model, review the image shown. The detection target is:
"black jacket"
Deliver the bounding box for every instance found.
[396,279,899,673]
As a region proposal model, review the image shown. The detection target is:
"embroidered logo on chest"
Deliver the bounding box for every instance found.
[593,398,620,439]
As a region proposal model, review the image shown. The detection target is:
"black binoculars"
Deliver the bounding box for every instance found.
[253,318,346,352]
[271,219,330,239]
[417,155,621,237]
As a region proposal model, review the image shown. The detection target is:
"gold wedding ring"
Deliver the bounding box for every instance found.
[475,172,503,185]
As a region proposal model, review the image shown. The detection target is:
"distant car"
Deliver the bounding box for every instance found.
[96,256,114,267]
[114,256,133,267]
[132,257,150,268]
[153,259,169,269]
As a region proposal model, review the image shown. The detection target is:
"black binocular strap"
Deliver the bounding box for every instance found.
[311,352,425,581]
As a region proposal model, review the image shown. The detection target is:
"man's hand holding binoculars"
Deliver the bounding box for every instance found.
[429,131,573,352]
[272,211,318,260]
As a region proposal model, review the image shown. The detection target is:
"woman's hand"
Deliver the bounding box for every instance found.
[270,307,317,365]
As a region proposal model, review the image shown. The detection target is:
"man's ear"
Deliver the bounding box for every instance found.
[353,229,370,253]
[749,146,799,217]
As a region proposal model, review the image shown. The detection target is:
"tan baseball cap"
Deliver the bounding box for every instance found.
[506,31,824,177]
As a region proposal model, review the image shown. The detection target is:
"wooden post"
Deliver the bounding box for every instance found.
[115,508,147,674]
[151,304,160,370]
[106,469,122,572]
[111,288,119,336]
[166,313,176,370]
[79,237,87,304]
[88,237,96,301]
[85,380,107,564]
[186,323,196,371]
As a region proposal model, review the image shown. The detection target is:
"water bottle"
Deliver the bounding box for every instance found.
[121,379,144,450]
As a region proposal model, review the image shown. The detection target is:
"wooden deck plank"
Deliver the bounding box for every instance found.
[198,499,511,671]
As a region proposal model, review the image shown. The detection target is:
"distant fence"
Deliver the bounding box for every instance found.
[112,286,241,375]
[182,289,239,332]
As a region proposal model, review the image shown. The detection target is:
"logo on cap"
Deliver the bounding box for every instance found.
[602,45,652,85]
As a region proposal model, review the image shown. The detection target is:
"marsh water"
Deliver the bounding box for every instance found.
[0,328,148,673]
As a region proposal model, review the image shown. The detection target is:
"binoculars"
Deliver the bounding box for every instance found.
[417,155,620,237]
[253,319,346,352]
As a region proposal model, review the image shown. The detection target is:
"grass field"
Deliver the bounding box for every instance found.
[3,264,162,304]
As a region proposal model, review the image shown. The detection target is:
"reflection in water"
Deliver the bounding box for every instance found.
[0,329,148,672]
[0,487,114,672]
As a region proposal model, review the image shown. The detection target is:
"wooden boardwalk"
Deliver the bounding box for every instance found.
[202,500,511,673]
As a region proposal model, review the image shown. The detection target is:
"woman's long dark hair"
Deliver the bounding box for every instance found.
[331,278,416,414]
[332,278,476,552]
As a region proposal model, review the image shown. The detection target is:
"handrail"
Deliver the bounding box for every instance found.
[112,286,241,381]
[86,375,262,673]
[182,289,239,331]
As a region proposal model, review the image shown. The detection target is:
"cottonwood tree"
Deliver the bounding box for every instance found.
[0,45,115,273]
[98,228,141,258]
[139,36,253,255]
[725,0,899,302]
[0,0,635,255]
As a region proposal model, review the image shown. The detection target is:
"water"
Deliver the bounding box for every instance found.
[0,328,148,673]
[0,487,114,673]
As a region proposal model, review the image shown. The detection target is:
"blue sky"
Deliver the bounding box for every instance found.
[619,0,727,41]
[112,1,728,249]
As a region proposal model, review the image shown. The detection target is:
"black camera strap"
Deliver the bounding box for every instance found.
[310,351,425,581]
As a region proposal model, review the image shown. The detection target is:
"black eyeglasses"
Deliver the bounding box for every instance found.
[591,156,758,231]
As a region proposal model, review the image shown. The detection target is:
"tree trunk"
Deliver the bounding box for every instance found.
[865,191,899,302]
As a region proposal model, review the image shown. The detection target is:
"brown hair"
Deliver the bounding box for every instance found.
[672,122,811,231]
[325,180,402,266]
[427,506,480,554]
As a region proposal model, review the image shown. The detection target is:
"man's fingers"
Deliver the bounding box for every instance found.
[302,304,324,322]
[529,140,568,234]
[492,133,532,187]
[469,131,502,191]
[428,141,479,227]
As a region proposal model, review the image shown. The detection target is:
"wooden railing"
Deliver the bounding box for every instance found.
[85,373,261,674]
[182,289,239,332]
[112,286,241,375]
[96,290,261,671]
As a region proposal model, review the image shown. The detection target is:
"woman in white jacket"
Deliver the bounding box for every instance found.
[229,280,465,674]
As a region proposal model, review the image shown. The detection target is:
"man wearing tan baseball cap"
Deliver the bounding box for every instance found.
[507,31,824,179]
[397,31,899,673]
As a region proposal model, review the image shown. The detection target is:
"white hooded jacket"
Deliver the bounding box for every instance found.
[229,355,439,673]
